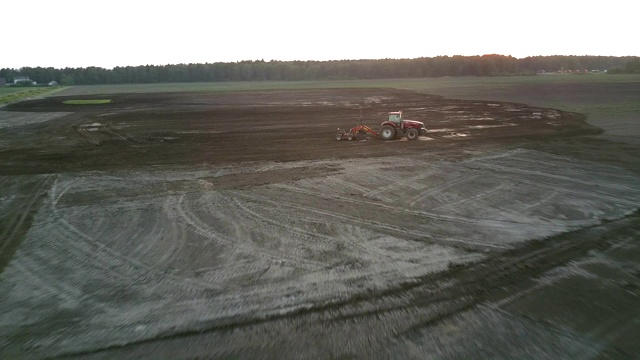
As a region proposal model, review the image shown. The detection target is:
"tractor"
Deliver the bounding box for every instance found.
[336,110,427,141]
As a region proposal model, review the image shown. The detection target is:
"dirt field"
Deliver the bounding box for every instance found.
[1,88,639,359]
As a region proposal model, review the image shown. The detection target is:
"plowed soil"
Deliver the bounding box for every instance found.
[0,88,596,174]
[1,88,639,359]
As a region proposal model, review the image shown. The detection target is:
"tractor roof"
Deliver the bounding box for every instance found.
[388,111,403,115]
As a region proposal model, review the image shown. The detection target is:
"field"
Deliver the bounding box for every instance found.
[1,77,639,359]
[54,74,640,143]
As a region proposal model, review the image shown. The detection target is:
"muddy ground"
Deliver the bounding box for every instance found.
[1,88,639,359]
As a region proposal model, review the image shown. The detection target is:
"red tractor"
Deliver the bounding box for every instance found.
[336,110,427,141]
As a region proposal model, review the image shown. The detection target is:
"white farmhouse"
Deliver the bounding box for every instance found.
[14,76,36,85]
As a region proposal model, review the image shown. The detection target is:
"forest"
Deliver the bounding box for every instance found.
[1,55,638,85]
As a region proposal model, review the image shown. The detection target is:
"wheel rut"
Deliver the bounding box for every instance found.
[51,211,640,359]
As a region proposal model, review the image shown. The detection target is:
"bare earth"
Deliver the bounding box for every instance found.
[1,88,639,359]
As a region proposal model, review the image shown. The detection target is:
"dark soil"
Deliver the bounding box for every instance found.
[0,88,598,175]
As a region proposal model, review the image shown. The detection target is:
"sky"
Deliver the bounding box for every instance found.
[3,0,637,69]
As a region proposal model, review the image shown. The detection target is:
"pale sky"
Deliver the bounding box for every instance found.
[3,0,637,69]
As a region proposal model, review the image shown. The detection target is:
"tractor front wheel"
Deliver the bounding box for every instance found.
[406,128,419,140]
[380,125,396,140]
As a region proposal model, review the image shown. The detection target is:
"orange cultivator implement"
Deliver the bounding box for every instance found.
[335,124,379,141]
[336,109,380,141]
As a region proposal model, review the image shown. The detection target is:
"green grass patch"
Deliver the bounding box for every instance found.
[62,99,112,105]
[0,87,66,105]
[0,87,32,95]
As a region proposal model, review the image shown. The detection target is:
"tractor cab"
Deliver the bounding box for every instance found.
[388,111,403,127]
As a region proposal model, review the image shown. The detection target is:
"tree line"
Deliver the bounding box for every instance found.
[1,55,637,86]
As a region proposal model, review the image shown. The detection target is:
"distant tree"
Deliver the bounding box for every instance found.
[10,55,637,85]
[0,68,19,83]
[61,74,75,85]
[625,58,640,73]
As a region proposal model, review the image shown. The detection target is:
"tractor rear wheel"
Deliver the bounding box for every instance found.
[336,133,343,141]
[406,128,419,140]
[380,125,396,140]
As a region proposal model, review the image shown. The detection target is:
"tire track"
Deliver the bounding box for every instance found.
[268,184,506,263]
[9,245,83,306]
[330,176,393,202]
[272,182,545,229]
[465,161,640,205]
[266,182,567,241]
[152,199,185,267]
[0,175,52,274]
[172,190,461,292]
[234,191,510,251]
[54,212,640,360]
[366,167,440,200]
[172,193,323,271]
[429,182,508,211]
[46,178,225,293]
[49,175,328,295]
[102,124,136,144]
[408,173,481,208]
[123,197,186,269]
[504,175,639,219]
[230,197,388,261]
[74,123,136,146]
[74,124,101,145]
[230,199,456,283]
[484,148,637,184]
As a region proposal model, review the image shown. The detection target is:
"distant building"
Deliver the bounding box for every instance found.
[14,76,37,85]
[48,80,59,86]
[14,76,32,84]
[0,78,6,86]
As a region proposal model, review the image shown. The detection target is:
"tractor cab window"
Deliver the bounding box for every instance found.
[388,113,401,125]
